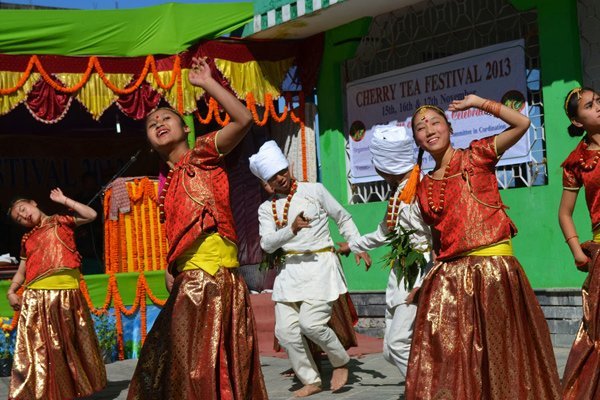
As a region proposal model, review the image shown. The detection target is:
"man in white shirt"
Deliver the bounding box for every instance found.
[249,141,369,397]
[338,123,432,380]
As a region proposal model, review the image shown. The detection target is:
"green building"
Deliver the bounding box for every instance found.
[245,0,595,345]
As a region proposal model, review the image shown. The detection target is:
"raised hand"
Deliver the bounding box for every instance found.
[49,188,67,205]
[448,94,483,112]
[188,56,213,88]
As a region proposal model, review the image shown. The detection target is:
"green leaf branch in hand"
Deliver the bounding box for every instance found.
[259,248,286,271]
[383,226,427,290]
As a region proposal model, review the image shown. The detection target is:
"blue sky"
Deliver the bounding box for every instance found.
[6,0,248,10]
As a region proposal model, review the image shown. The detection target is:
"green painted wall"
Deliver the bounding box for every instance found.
[318,1,587,291]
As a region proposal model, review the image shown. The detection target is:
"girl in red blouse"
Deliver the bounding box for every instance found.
[6,188,106,400]
[405,95,560,399]
[126,57,267,400]
[559,87,600,399]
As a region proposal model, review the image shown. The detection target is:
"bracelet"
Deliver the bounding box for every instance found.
[576,256,590,268]
[481,100,502,117]
[565,235,579,243]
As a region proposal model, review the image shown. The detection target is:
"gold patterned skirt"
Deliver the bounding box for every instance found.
[405,255,560,400]
[127,268,268,400]
[9,288,107,400]
[562,241,600,399]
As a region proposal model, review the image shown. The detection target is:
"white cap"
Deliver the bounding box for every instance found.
[369,122,415,175]
[249,140,289,181]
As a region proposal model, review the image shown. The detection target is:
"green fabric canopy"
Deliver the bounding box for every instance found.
[0,2,253,57]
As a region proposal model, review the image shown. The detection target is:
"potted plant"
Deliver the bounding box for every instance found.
[0,318,15,377]
[92,313,117,363]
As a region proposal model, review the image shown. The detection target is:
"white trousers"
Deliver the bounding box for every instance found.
[274,299,350,386]
[383,302,417,378]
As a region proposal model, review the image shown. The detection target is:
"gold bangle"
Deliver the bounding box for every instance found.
[565,235,579,243]
[481,100,502,117]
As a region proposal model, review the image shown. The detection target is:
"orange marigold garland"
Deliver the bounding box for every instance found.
[269,93,288,123]
[94,55,151,95]
[247,93,269,126]
[150,204,160,271]
[79,277,112,316]
[3,273,172,361]
[288,92,308,181]
[272,180,298,227]
[118,213,128,273]
[130,194,140,272]
[194,99,214,124]
[143,201,154,271]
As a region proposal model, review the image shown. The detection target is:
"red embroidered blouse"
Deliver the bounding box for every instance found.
[417,136,517,260]
[562,139,600,230]
[161,131,237,268]
[21,215,81,283]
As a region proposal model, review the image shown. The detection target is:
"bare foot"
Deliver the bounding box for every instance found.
[280,368,295,377]
[294,384,322,397]
[330,365,348,392]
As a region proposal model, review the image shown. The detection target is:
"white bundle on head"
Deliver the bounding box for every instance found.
[369,123,415,175]
[248,140,289,182]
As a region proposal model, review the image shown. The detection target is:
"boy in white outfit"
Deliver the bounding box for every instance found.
[338,123,432,380]
[249,141,369,397]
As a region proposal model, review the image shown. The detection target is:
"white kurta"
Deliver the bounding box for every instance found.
[347,180,432,378]
[348,181,432,308]
[258,182,360,303]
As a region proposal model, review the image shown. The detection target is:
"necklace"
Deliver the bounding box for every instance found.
[426,151,455,214]
[158,170,172,222]
[386,185,403,231]
[21,216,51,245]
[579,142,600,171]
[272,180,298,228]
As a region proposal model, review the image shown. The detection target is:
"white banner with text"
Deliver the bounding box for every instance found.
[346,40,530,183]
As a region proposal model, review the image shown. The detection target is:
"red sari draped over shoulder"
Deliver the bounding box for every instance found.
[10,214,106,400]
[127,131,267,400]
[561,138,600,400]
[406,136,560,400]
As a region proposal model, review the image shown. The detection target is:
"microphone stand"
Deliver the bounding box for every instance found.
[87,149,141,207]
[84,149,141,272]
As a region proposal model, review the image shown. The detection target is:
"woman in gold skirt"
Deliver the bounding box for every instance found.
[6,188,106,399]
[559,87,600,399]
[126,57,267,400]
[406,95,560,399]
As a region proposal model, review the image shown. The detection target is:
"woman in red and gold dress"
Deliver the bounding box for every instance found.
[405,95,560,399]
[126,57,267,400]
[560,87,600,400]
[6,188,106,400]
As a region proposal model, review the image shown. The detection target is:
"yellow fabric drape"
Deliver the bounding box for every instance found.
[214,58,294,102]
[59,72,133,119]
[27,268,80,289]
[0,71,40,114]
[461,239,514,257]
[177,233,239,276]
[146,69,202,114]
[593,229,600,243]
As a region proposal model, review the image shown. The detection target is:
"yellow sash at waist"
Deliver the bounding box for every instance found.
[177,233,239,276]
[593,229,600,243]
[27,268,80,290]
[284,246,335,256]
[461,239,514,257]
